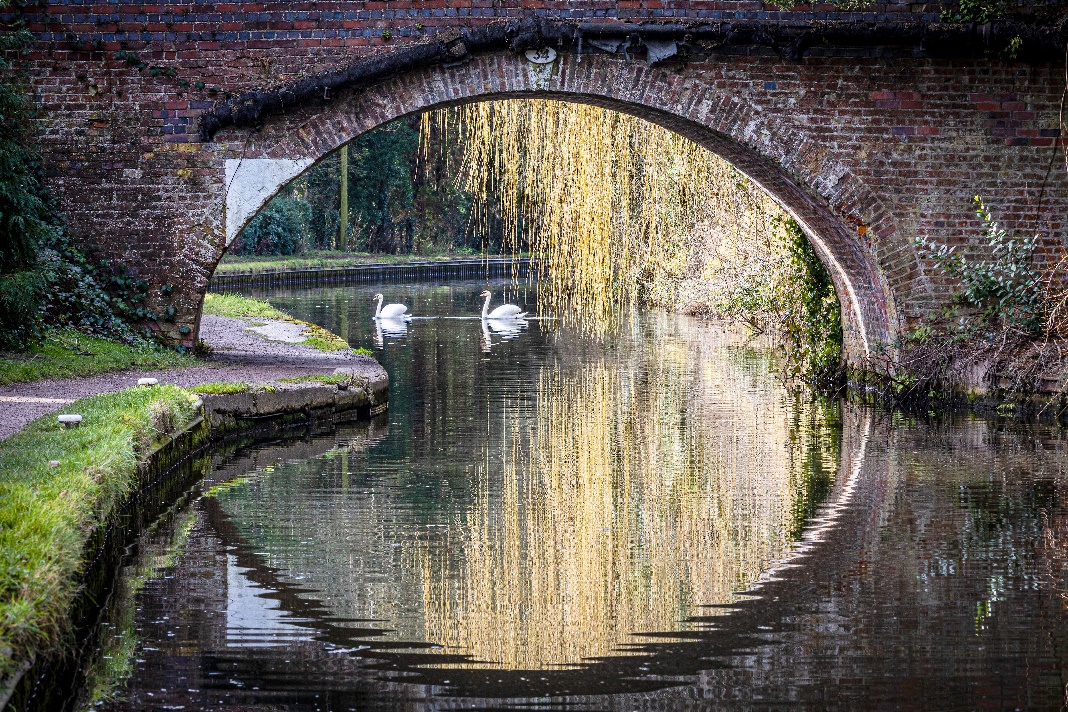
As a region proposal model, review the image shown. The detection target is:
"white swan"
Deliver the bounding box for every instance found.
[372,293,409,319]
[480,290,527,320]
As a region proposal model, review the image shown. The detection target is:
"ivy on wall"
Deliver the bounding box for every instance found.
[0,12,175,350]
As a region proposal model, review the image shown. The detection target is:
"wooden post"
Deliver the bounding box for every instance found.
[339,143,349,252]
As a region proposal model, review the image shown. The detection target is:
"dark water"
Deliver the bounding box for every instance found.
[84,281,1068,711]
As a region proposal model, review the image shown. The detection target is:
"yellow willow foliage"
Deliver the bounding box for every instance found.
[421,100,792,330]
[417,324,826,669]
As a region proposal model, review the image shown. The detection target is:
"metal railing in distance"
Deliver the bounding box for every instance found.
[209,257,537,290]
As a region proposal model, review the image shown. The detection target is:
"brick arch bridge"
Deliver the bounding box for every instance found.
[11,8,1068,366]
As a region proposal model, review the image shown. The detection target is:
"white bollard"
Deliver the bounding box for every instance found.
[57,414,82,428]
[138,377,159,386]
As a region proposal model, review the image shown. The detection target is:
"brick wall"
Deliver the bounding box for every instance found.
[5,3,1066,364]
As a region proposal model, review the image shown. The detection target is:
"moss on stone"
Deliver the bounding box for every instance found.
[190,381,251,395]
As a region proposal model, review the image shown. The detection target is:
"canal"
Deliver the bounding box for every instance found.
[82,280,1068,710]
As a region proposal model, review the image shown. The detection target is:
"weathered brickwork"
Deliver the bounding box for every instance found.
[4,3,1066,364]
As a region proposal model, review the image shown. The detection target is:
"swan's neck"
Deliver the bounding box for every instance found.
[374,298,382,317]
[481,294,491,319]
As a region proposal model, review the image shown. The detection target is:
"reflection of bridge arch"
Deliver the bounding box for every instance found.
[212,50,895,364]
[145,405,887,706]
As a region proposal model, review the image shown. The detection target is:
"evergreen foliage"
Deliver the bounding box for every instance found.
[0,19,133,348]
[231,191,311,256]
[0,27,47,348]
[345,120,419,253]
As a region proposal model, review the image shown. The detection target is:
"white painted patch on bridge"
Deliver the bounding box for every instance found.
[224,158,314,244]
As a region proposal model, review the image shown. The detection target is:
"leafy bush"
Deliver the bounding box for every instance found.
[883,196,1066,403]
[0,271,42,349]
[0,29,49,347]
[35,231,128,336]
[916,196,1044,333]
[231,193,311,256]
[779,218,844,388]
[940,0,1009,23]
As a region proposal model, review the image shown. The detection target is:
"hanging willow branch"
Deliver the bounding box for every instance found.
[424,100,791,332]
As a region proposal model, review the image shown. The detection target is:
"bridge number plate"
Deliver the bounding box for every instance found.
[525,47,557,64]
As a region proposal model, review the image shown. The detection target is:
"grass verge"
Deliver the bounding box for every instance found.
[0,329,191,385]
[213,249,488,275]
[189,381,250,395]
[277,373,351,386]
[0,385,200,678]
[202,293,351,352]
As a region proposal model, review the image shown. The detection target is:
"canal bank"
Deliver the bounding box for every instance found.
[0,301,375,439]
[0,364,388,711]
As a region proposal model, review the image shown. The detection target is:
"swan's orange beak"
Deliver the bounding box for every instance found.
[479,290,489,297]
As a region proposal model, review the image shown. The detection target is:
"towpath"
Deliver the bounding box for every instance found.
[0,315,380,439]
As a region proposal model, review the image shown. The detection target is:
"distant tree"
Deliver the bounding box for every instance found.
[306,153,341,250]
[345,120,419,253]
[231,188,312,256]
[248,116,478,256]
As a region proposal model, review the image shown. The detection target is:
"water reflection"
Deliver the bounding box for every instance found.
[479,317,527,351]
[374,316,410,346]
[418,353,822,668]
[81,282,1068,711]
[207,302,822,671]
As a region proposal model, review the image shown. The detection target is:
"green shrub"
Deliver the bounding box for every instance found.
[940,0,1009,23]
[0,270,42,349]
[232,193,311,256]
[916,196,1044,333]
[0,29,49,347]
[779,218,844,388]
[35,231,128,336]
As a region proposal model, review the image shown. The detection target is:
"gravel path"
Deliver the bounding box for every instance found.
[0,315,382,440]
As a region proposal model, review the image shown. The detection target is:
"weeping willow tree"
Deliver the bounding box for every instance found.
[422,100,842,383]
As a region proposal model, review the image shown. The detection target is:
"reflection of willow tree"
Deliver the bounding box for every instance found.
[420,323,841,668]
[210,303,842,669]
